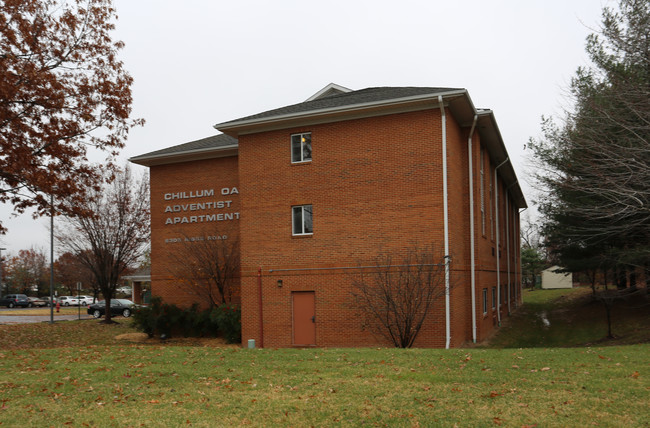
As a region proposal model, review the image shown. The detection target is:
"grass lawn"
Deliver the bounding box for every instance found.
[0,289,648,427]
[486,287,650,348]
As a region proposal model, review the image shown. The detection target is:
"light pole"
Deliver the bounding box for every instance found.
[49,191,54,324]
[0,247,6,295]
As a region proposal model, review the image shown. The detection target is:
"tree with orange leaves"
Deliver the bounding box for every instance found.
[0,0,143,233]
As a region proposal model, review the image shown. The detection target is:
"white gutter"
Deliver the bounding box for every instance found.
[467,115,478,343]
[439,95,451,350]
[216,90,468,132]
[494,157,509,326]
[129,144,239,167]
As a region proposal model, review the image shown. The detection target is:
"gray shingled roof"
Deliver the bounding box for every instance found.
[217,86,463,126]
[131,133,237,160]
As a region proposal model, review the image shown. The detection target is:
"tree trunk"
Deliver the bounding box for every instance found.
[603,300,613,339]
[616,265,627,290]
[629,268,637,290]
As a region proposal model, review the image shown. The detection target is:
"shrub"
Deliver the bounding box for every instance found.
[132,297,239,342]
[211,303,241,344]
[132,297,161,337]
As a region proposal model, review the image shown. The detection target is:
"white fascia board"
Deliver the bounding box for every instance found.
[129,144,238,167]
[476,110,527,208]
[305,83,353,101]
[214,89,468,134]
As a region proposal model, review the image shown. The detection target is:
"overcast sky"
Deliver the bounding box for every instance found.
[0,0,609,255]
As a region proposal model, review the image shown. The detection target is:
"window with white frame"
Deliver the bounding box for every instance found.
[482,288,488,315]
[491,286,496,309]
[292,205,313,235]
[291,133,312,163]
[489,166,494,240]
[480,148,486,236]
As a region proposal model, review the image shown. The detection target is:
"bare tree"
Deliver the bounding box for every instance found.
[167,226,239,308]
[57,166,149,323]
[351,246,448,348]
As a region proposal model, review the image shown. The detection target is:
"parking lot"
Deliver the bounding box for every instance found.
[0,307,93,324]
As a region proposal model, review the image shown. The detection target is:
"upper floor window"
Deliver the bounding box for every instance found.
[292,205,313,235]
[291,133,312,163]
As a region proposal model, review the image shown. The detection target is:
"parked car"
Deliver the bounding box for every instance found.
[58,296,80,306]
[27,297,47,307]
[87,299,136,318]
[0,294,30,308]
[116,286,132,295]
[78,295,97,305]
[41,296,56,307]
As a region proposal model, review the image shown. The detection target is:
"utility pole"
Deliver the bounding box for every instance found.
[50,191,55,324]
[0,247,6,295]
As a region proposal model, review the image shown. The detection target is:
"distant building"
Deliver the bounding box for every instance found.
[122,266,151,304]
[541,266,573,289]
[131,83,527,348]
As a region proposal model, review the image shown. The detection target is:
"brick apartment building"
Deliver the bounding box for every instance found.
[131,83,526,348]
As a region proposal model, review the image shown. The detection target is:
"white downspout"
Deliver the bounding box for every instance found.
[467,115,478,343]
[494,158,509,326]
[438,95,451,349]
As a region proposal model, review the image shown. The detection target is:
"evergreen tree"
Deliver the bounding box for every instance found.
[529,0,650,281]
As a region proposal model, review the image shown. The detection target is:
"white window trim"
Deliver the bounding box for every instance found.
[291,132,312,164]
[482,288,488,315]
[480,148,486,236]
[491,286,496,309]
[292,205,313,236]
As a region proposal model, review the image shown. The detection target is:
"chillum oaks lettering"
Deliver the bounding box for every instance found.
[164,187,239,225]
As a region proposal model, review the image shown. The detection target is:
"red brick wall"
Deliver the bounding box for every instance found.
[472,144,523,342]
[236,108,516,348]
[149,155,240,309]
[146,108,523,348]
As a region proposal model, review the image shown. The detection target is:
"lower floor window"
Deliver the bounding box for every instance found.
[292,205,313,235]
[482,288,488,314]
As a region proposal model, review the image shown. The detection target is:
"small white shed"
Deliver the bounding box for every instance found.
[541,266,573,289]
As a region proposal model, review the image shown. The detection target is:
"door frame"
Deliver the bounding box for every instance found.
[291,291,316,346]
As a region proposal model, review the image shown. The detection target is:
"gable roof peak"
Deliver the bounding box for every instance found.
[305,83,353,101]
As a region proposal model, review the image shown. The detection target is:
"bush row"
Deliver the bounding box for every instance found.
[132,297,241,344]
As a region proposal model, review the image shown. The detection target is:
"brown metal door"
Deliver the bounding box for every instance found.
[292,291,316,345]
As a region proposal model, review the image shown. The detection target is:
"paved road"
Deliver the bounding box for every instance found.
[0,308,94,324]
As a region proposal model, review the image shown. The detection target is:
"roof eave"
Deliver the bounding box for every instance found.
[476,111,527,208]
[214,89,469,137]
[129,144,238,167]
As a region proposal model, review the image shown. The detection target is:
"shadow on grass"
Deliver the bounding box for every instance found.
[483,286,650,348]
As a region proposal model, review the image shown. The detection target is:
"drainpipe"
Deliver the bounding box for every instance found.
[494,158,509,326]
[438,95,451,350]
[467,115,478,343]
[257,267,264,348]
